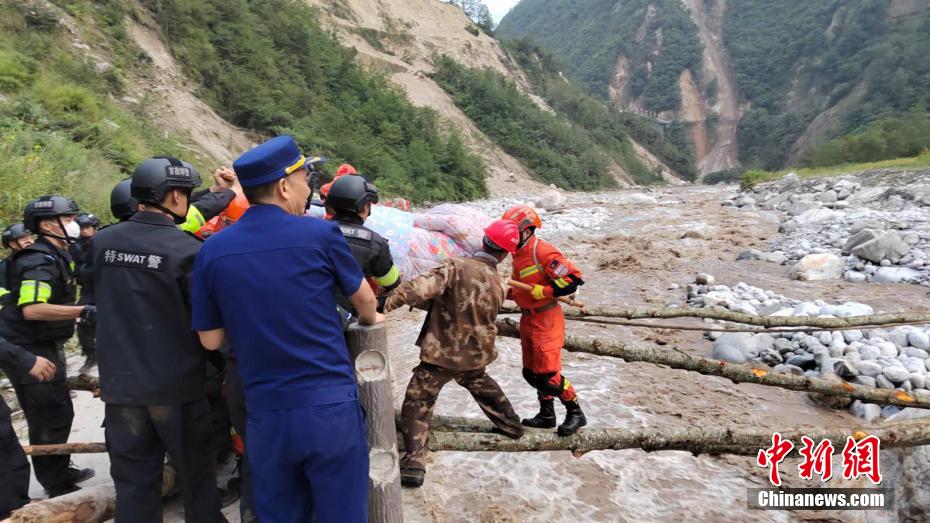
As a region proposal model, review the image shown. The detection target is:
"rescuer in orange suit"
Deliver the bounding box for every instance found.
[503,205,587,436]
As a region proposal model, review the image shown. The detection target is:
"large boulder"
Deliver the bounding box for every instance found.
[845,229,910,263]
[794,208,842,225]
[534,187,566,211]
[788,253,844,281]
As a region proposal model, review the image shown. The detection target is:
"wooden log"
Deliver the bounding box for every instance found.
[346,322,403,523]
[9,466,176,523]
[499,305,930,329]
[23,443,106,456]
[496,319,930,410]
[425,417,930,457]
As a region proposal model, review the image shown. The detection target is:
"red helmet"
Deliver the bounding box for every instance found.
[336,163,357,176]
[501,205,542,234]
[224,193,250,223]
[483,219,519,254]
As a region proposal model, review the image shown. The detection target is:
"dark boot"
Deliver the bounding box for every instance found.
[400,467,425,488]
[78,354,96,375]
[521,398,556,429]
[557,400,587,436]
[68,465,95,484]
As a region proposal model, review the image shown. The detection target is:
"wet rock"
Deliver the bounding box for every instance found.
[789,253,844,281]
[834,360,859,379]
[786,353,816,370]
[712,344,746,364]
[882,405,903,418]
[759,347,783,365]
[850,400,882,422]
[680,230,705,240]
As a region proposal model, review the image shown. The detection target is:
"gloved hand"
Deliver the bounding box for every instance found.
[79,305,97,326]
[376,295,388,314]
[530,284,548,301]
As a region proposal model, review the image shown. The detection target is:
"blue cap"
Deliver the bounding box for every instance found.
[233,135,311,188]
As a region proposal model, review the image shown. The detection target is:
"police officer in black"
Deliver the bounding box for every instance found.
[327,175,401,311]
[69,213,101,374]
[89,157,226,523]
[0,196,95,497]
[1,224,34,299]
[0,335,56,518]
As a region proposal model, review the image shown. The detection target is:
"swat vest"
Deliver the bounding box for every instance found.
[0,239,77,346]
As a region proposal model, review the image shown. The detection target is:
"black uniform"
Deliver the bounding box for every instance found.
[89,211,224,523]
[0,238,77,494]
[333,212,400,312]
[0,337,37,519]
[68,237,95,361]
[0,256,11,299]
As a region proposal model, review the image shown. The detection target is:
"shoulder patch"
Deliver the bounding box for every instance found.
[339,225,372,242]
[101,248,167,271]
[548,259,569,277]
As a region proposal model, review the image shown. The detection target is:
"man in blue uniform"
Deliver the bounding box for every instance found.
[192,135,382,523]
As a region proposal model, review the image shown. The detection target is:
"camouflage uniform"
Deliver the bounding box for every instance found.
[385,253,524,471]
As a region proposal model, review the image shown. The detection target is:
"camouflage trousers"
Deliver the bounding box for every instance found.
[400,362,524,470]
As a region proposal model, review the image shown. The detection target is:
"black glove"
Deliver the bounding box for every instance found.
[79,305,97,327]
[376,295,388,314]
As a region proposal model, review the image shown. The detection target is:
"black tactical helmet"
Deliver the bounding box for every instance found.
[23,195,80,231]
[130,156,202,204]
[110,178,137,221]
[2,223,31,249]
[76,212,101,228]
[327,175,379,214]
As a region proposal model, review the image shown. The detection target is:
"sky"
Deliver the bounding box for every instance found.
[485,0,521,23]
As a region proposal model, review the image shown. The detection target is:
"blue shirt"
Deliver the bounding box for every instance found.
[192,205,364,412]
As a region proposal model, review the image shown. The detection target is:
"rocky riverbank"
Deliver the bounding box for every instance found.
[725,168,930,286]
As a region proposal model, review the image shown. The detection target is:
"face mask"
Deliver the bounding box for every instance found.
[64,221,81,240]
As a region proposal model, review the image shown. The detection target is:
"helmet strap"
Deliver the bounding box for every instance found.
[147,202,189,225]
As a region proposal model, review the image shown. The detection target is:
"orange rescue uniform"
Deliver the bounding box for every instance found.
[511,236,582,401]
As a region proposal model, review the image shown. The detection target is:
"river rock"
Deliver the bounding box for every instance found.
[906,347,930,359]
[912,373,926,389]
[904,358,927,374]
[794,208,841,225]
[819,190,838,203]
[872,267,921,283]
[786,353,816,370]
[715,333,758,357]
[855,360,883,377]
[852,375,877,387]
[850,400,882,422]
[712,344,746,363]
[909,331,930,350]
[876,374,895,389]
[834,360,858,379]
[773,364,804,375]
[759,347,783,365]
[860,346,881,361]
[844,270,867,283]
[695,273,715,285]
[843,330,864,343]
[883,366,911,383]
[893,328,911,348]
[845,229,910,263]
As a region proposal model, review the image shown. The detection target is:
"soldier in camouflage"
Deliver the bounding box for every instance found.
[384,219,524,488]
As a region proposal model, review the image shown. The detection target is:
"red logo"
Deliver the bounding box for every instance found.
[757,434,882,486]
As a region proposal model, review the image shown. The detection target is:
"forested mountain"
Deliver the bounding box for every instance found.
[499,0,930,176]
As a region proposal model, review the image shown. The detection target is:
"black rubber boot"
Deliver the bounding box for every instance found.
[68,465,95,484]
[557,400,587,436]
[521,398,557,429]
[400,467,425,488]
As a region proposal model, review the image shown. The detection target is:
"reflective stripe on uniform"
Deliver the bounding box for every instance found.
[0,287,9,298]
[553,277,569,288]
[530,284,546,300]
[519,265,540,278]
[18,280,52,306]
[374,265,401,287]
[179,205,207,234]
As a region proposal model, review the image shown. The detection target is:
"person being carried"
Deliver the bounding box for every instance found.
[384,219,525,488]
